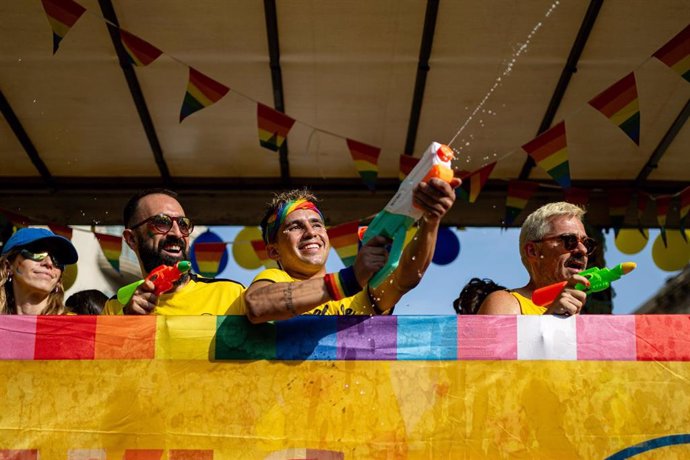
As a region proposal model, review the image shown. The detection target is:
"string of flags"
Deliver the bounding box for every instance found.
[38,0,688,198]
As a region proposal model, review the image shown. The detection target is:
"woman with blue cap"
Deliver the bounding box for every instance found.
[0,227,79,315]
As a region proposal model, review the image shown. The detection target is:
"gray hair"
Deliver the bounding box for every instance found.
[519,201,586,265]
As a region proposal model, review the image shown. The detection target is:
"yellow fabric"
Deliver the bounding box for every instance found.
[253,268,377,315]
[2,360,690,458]
[103,275,245,315]
[511,291,548,315]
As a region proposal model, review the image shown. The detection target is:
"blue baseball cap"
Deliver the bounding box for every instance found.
[1,228,78,265]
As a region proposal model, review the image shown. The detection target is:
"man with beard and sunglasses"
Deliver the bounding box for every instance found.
[478,202,596,316]
[103,189,245,315]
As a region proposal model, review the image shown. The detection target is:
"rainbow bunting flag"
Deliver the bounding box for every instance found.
[192,242,227,278]
[250,239,277,268]
[257,103,296,152]
[346,139,381,191]
[679,186,690,241]
[399,154,420,181]
[588,72,640,145]
[521,121,571,189]
[179,67,230,122]
[48,224,73,240]
[655,195,673,247]
[94,233,122,272]
[563,187,590,207]
[653,24,690,83]
[119,30,163,67]
[327,220,360,267]
[504,180,540,227]
[637,192,650,238]
[40,0,85,54]
[456,162,496,203]
[607,189,632,237]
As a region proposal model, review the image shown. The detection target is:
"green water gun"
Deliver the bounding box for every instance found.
[117,261,191,305]
[532,262,636,306]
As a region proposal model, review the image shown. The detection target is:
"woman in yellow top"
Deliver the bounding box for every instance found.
[0,227,78,315]
[478,202,595,316]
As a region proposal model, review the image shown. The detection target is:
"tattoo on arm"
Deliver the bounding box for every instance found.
[285,283,296,316]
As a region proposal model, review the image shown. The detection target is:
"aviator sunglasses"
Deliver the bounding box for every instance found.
[19,249,65,270]
[129,214,194,236]
[533,233,598,255]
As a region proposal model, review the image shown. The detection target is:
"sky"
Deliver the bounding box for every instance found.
[210,225,687,315]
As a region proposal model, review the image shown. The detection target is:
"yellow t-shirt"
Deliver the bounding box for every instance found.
[251,268,378,315]
[104,275,245,316]
[510,291,547,315]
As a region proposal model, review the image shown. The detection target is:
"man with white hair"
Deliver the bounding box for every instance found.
[478,201,595,315]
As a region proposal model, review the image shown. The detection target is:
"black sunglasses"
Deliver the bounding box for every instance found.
[19,249,65,270]
[533,233,598,255]
[129,214,194,236]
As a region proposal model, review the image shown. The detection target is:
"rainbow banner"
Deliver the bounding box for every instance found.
[179,67,230,122]
[655,194,673,247]
[327,220,360,267]
[1,315,690,458]
[456,162,495,203]
[399,154,420,181]
[48,224,73,240]
[346,139,381,191]
[257,103,296,152]
[607,188,632,237]
[504,180,539,227]
[522,121,571,189]
[588,72,640,145]
[680,186,690,240]
[191,242,227,278]
[40,0,86,54]
[653,24,690,83]
[563,187,590,206]
[119,29,163,67]
[94,232,122,272]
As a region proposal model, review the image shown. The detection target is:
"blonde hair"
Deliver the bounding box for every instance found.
[519,201,586,265]
[0,251,67,315]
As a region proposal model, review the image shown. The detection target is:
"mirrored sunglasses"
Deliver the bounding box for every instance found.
[19,249,65,270]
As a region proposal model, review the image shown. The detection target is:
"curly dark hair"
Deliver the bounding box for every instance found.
[453,278,506,315]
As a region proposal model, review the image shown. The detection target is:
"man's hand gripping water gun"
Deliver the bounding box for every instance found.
[117,261,191,306]
[360,142,456,288]
[532,262,637,307]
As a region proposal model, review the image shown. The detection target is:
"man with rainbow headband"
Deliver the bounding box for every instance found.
[244,180,459,322]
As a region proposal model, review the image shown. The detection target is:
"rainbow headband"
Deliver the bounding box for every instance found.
[263,199,324,243]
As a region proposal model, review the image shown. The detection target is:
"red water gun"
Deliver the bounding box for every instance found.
[117,261,192,305]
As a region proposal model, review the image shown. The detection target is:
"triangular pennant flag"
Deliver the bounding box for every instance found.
[346,139,381,191]
[179,67,230,122]
[679,186,690,241]
[607,189,632,237]
[257,103,296,152]
[521,121,571,189]
[504,180,540,227]
[636,191,650,239]
[192,242,227,278]
[588,72,640,145]
[0,209,32,228]
[327,220,360,267]
[48,224,73,240]
[94,233,122,272]
[456,162,496,203]
[655,195,673,247]
[653,24,690,83]
[40,0,86,54]
[119,30,163,67]
[250,239,278,269]
[563,187,590,207]
[399,154,420,181]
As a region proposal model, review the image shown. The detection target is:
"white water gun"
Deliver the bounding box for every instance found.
[361,142,455,288]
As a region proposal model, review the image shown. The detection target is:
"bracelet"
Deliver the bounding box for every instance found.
[323,266,362,301]
[285,283,296,316]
